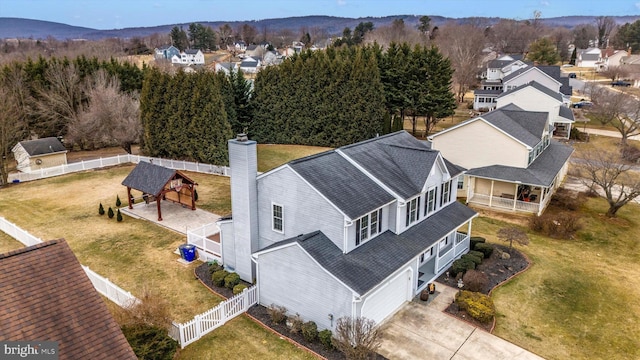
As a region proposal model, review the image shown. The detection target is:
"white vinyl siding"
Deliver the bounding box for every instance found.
[405,197,420,227]
[272,203,283,232]
[356,209,383,246]
[424,187,437,217]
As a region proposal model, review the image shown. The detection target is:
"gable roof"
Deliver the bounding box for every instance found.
[502,66,561,86]
[0,240,136,360]
[289,151,395,219]
[16,137,66,156]
[558,105,575,121]
[256,201,477,295]
[497,81,563,103]
[481,106,548,147]
[184,49,201,55]
[467,140,573,186]
[339,131,440,199]
[122,161,194,196]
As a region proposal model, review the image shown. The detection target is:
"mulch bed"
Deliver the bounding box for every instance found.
[436,244,530,332]
[195,263,387,360]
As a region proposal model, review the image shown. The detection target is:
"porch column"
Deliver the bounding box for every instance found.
[513,183,518,210]
[127,187,133,209]
[538,187,546,215]
[466,176,472,202]
[157,196,163,221]
[489,180,494,206]
[467,219,472,238]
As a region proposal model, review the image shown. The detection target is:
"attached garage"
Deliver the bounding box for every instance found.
[361,268,412,325]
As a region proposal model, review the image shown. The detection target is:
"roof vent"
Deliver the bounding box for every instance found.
[236,133,248,142]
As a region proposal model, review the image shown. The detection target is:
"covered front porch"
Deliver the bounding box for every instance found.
[416,222,472,293]
[466,177,553,216]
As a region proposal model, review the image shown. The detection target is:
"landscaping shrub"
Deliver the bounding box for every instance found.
[551,188,586,211]
[462,270,489,293]
[107,207,114,219]
[287,313,304,334]
[461,253,482,266]
[267,304,287,325]
[211,270,229,287]
[570,127,588,141]
[116,209,123,222]
[318,329,334,350]
[469,250,484,260]
[474,243,494,258]
[208,260,223,274]
[98,203,105,215]
[470,236,486,249]
[333,317,380,360]
[451,258,475,276]
[232,284,247,295]
[224,272,240,289]
[116,195,122,207]
[121,324,178,360]
[455,290,495,324]
[529,211,582,239]
[301,321,318,342]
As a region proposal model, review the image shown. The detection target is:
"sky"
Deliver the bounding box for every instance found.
[1,0,639,30]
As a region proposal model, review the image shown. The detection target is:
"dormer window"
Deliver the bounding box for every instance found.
[405,197,420,227]
[424,187,437,217]
[440,180,452,207]
[356,209,383,246]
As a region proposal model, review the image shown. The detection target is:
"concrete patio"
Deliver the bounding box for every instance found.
[378,283,544,360]
[120,200,220,235]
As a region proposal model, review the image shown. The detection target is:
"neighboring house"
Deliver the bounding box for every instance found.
[171,49,205,65]
[473,64,572,110]
[218,131,477,329]
[596,48,628,71]
[496,81,574,138]
[239,56,261,73]
[215,61,237,75]
[12,137,67,172]
[234,41,247,52]
[154,45,180,61]
[429,104,574,215]
[484,55,528,81]
[0,239,137,360]
[576,48,602,68]
[245,44,267,58]
[620,55,640,87]
[262,50,282,66]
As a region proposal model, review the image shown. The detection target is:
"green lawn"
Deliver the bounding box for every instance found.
[472,198,640,360]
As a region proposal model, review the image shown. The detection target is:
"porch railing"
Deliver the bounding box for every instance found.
[187,223,222,262]
[468,193,540,213]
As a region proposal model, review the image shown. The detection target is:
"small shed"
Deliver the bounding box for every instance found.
[121,161,198,221]
[12,137,68,172]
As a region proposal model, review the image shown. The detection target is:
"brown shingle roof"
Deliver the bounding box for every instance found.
[0,240,136,360]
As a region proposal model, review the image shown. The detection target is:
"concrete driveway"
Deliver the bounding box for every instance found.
[378,284,544,360]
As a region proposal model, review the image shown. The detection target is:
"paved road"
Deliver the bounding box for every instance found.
[581,127,640,141]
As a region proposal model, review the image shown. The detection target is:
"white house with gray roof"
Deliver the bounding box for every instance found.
[496,81,574,138]
[429,105,573,215]
[577,48,602,68]
[218,131,477,329]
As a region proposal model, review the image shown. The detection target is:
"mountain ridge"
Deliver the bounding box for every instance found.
[1,15,639,40]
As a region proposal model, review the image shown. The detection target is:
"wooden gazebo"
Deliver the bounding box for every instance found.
[121,162,197,221]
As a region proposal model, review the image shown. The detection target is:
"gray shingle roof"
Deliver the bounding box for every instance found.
[184,49,200,54]
[467,140,573,186]
[444,158,465,177]
[18,137,66,156]
[481,107,548,147]
[558,106,575,121]
[497,81,563,102]
[502,67,529,82]
[121,161,188,196]
[474,89,502,96]
[488,59,514,69]
[289,151,395,219]
[257,201,477,295]
[340,131,439,199]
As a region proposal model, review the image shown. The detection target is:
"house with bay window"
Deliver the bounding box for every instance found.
[429,104,573,215]
[218,131,477,330]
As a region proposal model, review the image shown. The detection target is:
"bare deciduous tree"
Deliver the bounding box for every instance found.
[496,227,530,249]
[588,85,640,146]
[0,87,26,185]
[595,16,617,48]
[437,23,486,103]
[599,66,629,82]
[69,70,140,152]
[488,19,537,54]
[575,149,640,217]
[333,317,381,360]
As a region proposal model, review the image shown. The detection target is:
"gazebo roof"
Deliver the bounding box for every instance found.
[121,161,194,196]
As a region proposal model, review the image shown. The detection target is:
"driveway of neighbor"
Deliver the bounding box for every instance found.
[120,200,220,234]
[378,284,544,360]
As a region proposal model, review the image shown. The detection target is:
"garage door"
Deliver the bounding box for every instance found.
[361,268,411,325]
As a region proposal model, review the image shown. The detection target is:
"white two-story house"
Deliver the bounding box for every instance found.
[171,49,205,65]
[218,131,477,329]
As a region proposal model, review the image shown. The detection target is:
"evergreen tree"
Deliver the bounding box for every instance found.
[116,195,121,207]
[170,26,189,50]
[117,209,123,222]
[108,207,114,219]
[99,203,105,215]
[569,47,577,65]
[527,38,561,65]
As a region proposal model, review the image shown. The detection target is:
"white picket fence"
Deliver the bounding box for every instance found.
[0,217,139,309]
[171,285,258,348]
[8,154,230,183]
[187,223,222,262]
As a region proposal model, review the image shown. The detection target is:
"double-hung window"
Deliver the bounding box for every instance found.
[405,197,420,227]
[424,187,437,217]
[356,209,383,246]
[272,204,283,232]
[440,181,451,207]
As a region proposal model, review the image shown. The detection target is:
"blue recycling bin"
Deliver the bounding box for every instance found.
[179,244,197,262]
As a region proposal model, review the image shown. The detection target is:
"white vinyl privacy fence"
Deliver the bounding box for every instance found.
[170,285,258,348]
[8,154,230,183]
[187,223,222,262]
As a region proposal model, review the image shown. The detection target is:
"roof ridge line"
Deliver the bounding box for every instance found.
[0,239,59,259]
